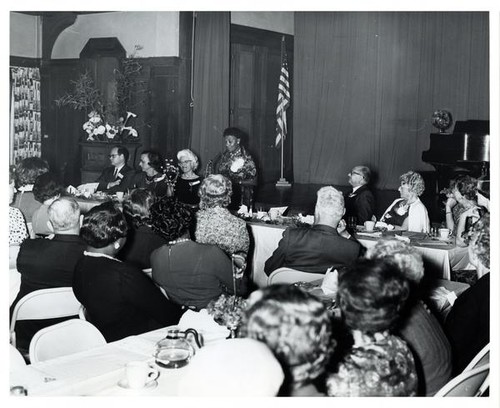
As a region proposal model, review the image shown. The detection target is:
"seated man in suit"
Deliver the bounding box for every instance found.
[11,197,87,350]
[264,186,362,276]
[344,165,376,224]
[96,146,134,193]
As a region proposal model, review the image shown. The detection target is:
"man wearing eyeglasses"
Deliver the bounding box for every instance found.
[345,166,376,224]
[96,146,134,193]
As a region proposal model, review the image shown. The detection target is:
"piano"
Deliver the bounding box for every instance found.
[422,120,490,196]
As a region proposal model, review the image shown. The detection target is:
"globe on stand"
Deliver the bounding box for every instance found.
[431,110,453,133]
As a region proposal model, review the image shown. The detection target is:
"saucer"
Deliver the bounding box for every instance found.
[117,379,158,390]
[437,236,451,242]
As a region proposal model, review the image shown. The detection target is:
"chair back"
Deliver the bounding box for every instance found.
[29,319,106,364]
[434,364,489,397]
[463,343,490,372]
[10,287,83,348]
[267,267,322,286]
[10,344,27,370]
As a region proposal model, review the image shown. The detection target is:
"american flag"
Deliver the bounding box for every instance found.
[275,37,290,148]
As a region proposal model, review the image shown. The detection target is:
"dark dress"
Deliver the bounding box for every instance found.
[73,254,183,342]
[445,273,490,375]
[118,225,167,270]
[175,176,202,206]
[131,172,169,198]
[397,300,452,395]
[151,241,243,310]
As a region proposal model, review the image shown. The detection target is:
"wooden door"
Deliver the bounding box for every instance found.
[230,25,293,185]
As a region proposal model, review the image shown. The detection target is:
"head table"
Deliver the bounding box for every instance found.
[10,326,197,396]
[247,220,455,287]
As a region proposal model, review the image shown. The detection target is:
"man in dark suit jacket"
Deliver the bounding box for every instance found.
[344,165,376,224]
[264,186,361,275]
[96,145,134,193]
[12,197,87,350]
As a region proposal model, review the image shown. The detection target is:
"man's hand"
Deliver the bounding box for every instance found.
[107,180,121,189]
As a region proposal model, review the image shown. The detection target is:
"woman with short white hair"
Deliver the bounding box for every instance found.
[175,148,202,207]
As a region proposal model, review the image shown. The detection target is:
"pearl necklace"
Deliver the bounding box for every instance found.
[168,238,190,245]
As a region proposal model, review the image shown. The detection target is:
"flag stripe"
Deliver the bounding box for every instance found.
[275,49,291,148]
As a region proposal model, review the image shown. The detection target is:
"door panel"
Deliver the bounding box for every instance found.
[230,25,293,184]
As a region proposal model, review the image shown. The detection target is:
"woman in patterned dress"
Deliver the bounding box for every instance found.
[326,258,418,397]
[195,174,250,265]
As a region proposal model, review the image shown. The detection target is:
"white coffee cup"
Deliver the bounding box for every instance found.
[125,361,159,389]
[364,220,375,232]
[438,228,451,239]
[116,191,124,201]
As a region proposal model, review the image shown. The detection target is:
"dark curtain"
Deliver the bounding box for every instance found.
[294,12,489,189]
[190,12,230,174]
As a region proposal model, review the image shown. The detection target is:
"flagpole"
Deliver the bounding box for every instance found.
[276,36,291,188]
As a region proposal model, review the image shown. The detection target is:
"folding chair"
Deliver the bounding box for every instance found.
[29,319,106,363]
[434,364,489,397]
[463,343,490,372]
[267,267,322,286]
[10,287,84,348]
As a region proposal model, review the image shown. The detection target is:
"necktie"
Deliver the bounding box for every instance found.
[113,168,118,179]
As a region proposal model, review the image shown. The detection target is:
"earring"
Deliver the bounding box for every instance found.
[114,242,120,250]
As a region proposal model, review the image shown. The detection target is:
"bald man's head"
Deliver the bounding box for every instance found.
[48,197,81,233]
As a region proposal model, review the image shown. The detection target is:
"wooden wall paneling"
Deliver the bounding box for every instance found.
[40,59,84,186]
[149,59,181,159]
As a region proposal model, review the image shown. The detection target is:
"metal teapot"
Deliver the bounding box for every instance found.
[153,328,203,369]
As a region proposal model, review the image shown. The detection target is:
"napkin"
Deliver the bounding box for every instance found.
[178,309,229,343]
[428,286,457,311]
[321,267,338,296]
[375,221,395,231]
[237,205,249,216]
[66,185,77,194]
[77,183,98,194]
[394,234,411,243]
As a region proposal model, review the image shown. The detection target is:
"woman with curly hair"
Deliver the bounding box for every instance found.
[150,196,244,310]
[73,201,183,342]
[326,258,418,397]
[444,175,482,247]
[240,284,334,396]
[195,174,250,263]
[31,172,64,236]
[9,166,29,247]
[380,171,430,232]
[365,239,452,395]
[175,148,203,207]
[118,188,166,269]
[12,156,50,222]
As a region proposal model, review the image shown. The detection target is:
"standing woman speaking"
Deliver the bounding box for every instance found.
[212,127,257,210]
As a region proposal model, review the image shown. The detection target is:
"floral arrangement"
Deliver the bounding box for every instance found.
[55,45,146,143]
[206,293,247,329]
[82,110,138,142]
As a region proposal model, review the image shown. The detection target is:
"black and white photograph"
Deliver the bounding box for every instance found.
[5,1,498,404]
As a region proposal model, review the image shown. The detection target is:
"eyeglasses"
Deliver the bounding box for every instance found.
[178,160,192,165]
[109,154,119,158]
[349,171,362,177]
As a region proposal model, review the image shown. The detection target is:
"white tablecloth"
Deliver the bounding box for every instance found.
[248,222,454,286]
[9,326,198,396]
